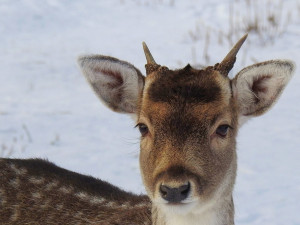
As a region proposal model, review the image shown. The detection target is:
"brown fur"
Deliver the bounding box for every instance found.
[139,66,238,205]
[0,158,151,225]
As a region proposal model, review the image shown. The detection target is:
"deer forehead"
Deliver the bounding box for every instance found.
[140,67,233,128]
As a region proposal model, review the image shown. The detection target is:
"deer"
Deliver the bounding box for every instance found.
[0,34,295,225]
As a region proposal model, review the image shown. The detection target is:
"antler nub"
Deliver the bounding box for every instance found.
[142,42,157,65]
[217,34,248,76]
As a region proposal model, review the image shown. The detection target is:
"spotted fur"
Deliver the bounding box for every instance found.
[0,158,151,225]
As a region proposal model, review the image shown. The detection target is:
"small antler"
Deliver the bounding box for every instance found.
[142,42,157,65]
[217,34,248,76]
[142,42,160,75]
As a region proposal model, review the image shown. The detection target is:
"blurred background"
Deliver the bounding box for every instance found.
[0,0,299,224]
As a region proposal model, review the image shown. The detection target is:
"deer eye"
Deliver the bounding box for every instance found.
[136,123,149,137]
[216,125,230,138]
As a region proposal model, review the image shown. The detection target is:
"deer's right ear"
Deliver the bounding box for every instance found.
[78,55,145,114]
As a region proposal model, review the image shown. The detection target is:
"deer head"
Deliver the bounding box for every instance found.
[78,35,294,224]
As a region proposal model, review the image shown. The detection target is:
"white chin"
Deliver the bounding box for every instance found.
[159,202,197,215]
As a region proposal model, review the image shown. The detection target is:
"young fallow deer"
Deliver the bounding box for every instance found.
[0,34,295,225]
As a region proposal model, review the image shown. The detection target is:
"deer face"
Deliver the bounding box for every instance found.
[78,35,294,216]
[138,66,238,214]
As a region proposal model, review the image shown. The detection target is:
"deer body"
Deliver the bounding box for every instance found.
[0,35,295,225]
[0,158,151,225]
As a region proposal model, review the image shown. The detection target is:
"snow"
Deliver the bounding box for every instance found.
[0,0,299,224]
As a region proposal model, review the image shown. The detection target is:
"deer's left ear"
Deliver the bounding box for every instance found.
[232,60,295,124]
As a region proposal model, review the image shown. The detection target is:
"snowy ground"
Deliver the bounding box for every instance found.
[0,0,299,224]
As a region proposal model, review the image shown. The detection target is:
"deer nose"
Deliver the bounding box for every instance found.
[159,182,190,203]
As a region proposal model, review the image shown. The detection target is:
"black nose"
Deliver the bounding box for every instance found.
[159,182,190,203]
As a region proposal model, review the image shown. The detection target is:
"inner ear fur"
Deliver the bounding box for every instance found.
[232,60,295,118]
[78,55,145,114]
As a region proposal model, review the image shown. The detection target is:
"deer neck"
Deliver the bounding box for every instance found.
[151,195,234,225]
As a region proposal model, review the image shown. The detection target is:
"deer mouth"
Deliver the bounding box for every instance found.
[156,198,199,215]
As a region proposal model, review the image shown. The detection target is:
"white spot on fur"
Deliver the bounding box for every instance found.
[9,178,20,188]
[59,186,73,194]
[75,191,109,206]
[32,192,42,199]
[56,203,64,210]
[9,164,27,175]
[0,188,6,206]
[45,180,59,191]
[89,196,105,205]
[41,199,51,209]
[29,177,45,185]
[74,191,148,209]
[134,202,151,208]
[74,211,83,218]
[105,201,117,208]
[18,168,27,175]
[75,192,89,200]
[10,206,20,222]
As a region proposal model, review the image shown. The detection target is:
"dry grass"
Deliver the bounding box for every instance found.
[227,0,292,45]
[188,0,299,65]
[121,0,175,7]
[0,124,32,157]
